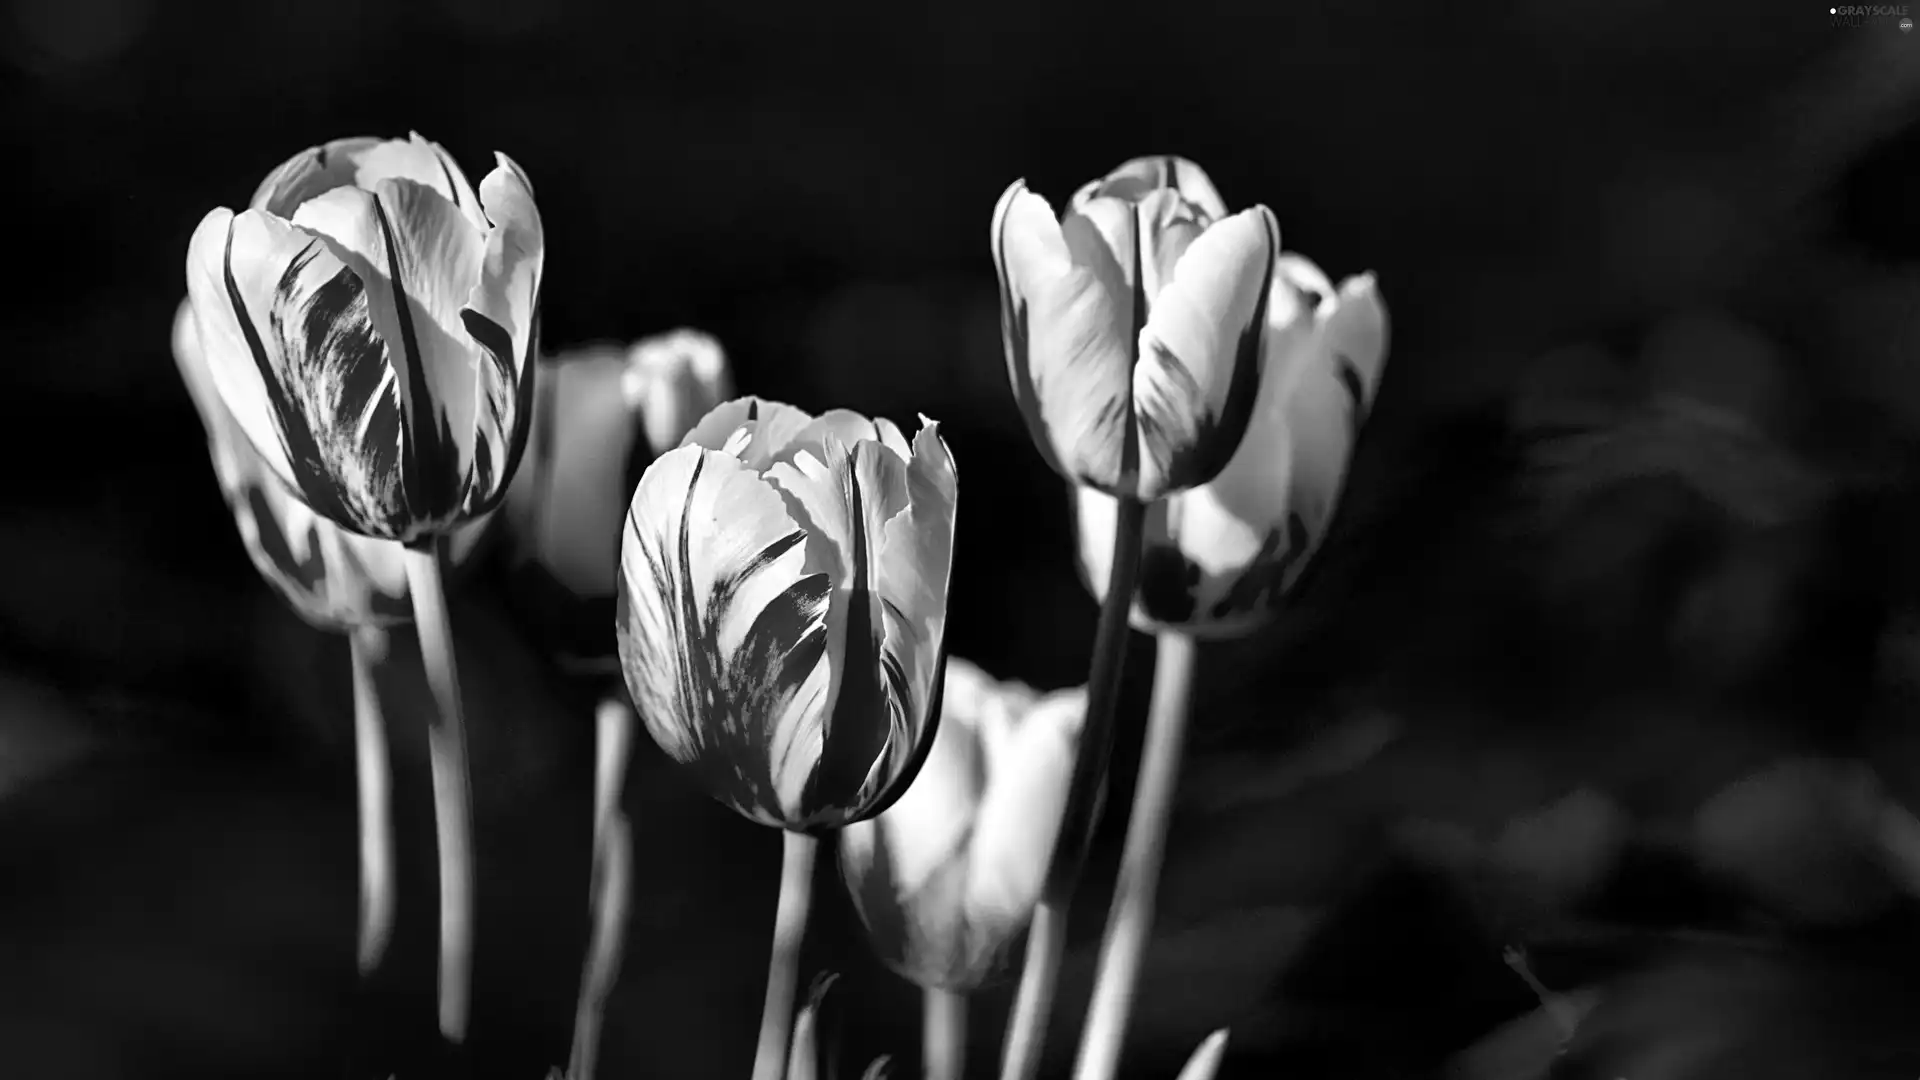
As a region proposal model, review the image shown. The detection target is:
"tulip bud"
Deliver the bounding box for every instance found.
[183,131,545,544]
[616,397,958,831]
[839,659,1086,991]
[991,155,1279,502]
[495,331,732,665]
[1074,254,1390,636]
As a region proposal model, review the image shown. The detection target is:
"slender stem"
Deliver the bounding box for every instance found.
[1072,631,1198,1080]
[349,625,397,978]
[753,831,819,1080]
[403,539,477,1046]
[923,987,967,1080]
[996,901,1064,1080]
[998,493,1147,1080]
[567,698,638,1080]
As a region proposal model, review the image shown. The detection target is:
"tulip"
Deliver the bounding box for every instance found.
[184,131,544,544]
[496,329,732,666]
[991,155,1279,503]
[615,395,957,1080]
[1073,254,1390,637]
[841,659,1086,1080]
[185,131,544,1047]
[841,658,1086,990]
[616,395,957,830]
[1066,252,1388,1080]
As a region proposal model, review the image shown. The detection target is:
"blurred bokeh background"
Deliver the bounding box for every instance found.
[6,0,1920,1077]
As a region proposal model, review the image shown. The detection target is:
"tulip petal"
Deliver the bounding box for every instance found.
[191,206,427,537]
[681,396,817,460]
[249,136,384,217]
[963,686,1084,928]
[993,183,1139,493]
[865,422,958,805]
[763,436,917,822]
[1071,155,1230,225]
[505,349,640,599]
[175,297,411,628]
[1133,204,1278,499]
[461,154,545,513]
[616,445,833,827]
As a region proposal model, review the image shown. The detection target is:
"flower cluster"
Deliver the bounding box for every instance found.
[176,139,1387,1080]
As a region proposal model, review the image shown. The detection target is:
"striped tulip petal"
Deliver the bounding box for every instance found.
[251,132,482,230]
[184,134,544,545]
[617,399,956,831]
[1074,256,1390,637]
[992,156,1275,501]
[173,299,411,630]
[840,659,1085,991]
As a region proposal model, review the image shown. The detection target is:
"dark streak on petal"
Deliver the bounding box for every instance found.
[805,458,892,818]
[223,223,369,530]
[372,194,458,522]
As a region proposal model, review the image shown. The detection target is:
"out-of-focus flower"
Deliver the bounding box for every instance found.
[840,659,1085,990]
[1073,254,1389,636]
[494,331,731,664]
[615,397,958,830]
[991,155,1279,502]
[184,131,544,544]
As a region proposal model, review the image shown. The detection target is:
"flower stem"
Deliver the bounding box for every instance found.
[349,625,397,979]
[923,987,967,1080]
[403,539,477,1046]
[753,830,818,1080]
[567,697,638,1080]
[1072,630,1198,1080]
[999,493,1148,1080]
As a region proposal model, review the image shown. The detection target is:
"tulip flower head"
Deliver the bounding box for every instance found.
[840,659,1086,990]
[184,132,545,544]
[992,155,1279,502]
[497,330,732,664]
[616,397,958,831]
[1075,254,1389,636]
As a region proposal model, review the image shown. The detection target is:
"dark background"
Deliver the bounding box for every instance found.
[6,1,1920,1077]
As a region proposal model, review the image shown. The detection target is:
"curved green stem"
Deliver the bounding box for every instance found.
[1072,631,1198,1080]
[403,539,476,1046]
[349,625,396,979]
[753,831,818,1080]
[999,493,1147,1080]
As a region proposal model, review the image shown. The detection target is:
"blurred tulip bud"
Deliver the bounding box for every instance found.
[184,131,545,544]
[616,397,957,830]
[991,156,1279,501]
[840,659,1086,990]
[1074,255,1389,636]
[495,330,732,665]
